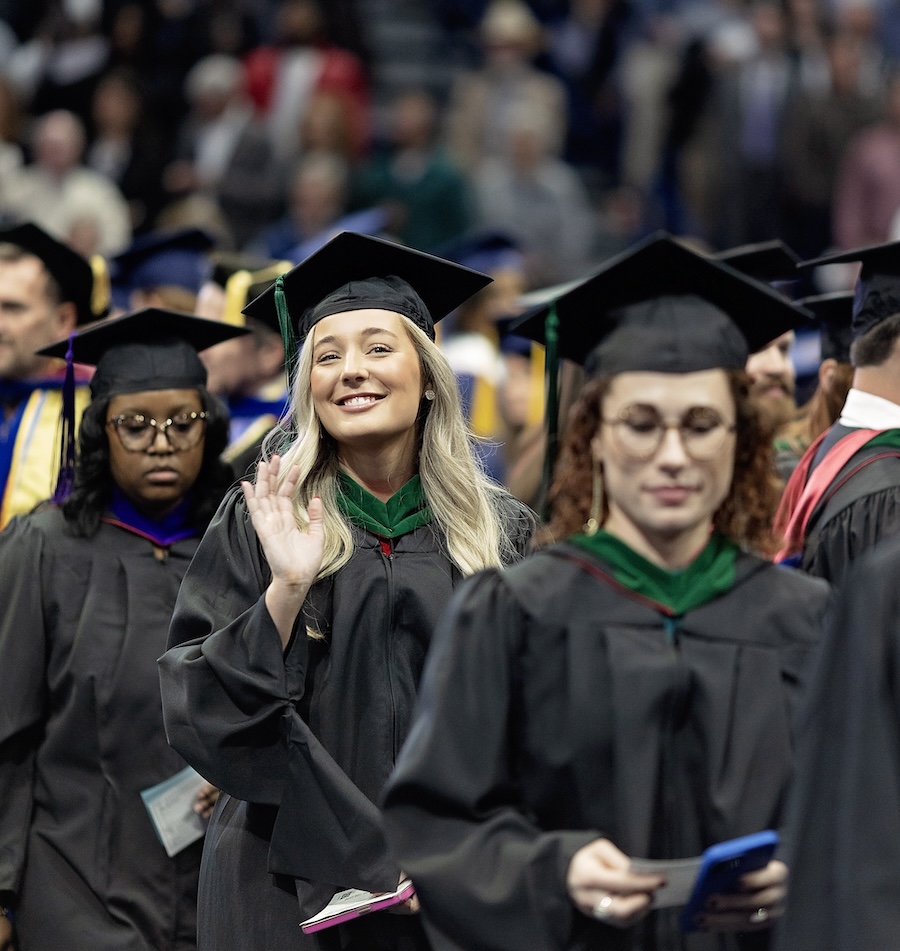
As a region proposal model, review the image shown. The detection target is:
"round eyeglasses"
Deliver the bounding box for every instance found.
[107,412,208,452]
[603,405,736,461]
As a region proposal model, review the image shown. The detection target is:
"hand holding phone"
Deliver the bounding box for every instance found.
[679,830,780,933]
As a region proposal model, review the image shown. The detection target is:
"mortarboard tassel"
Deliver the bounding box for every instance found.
[541,302,560,521]
[51,332,77,504]
[274,274,299,392]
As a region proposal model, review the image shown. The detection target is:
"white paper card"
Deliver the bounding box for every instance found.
[629,856,703,909]
[140,766,207,858]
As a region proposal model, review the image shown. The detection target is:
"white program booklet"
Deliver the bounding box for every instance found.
[629,856,704,909]
[140,766,207,858]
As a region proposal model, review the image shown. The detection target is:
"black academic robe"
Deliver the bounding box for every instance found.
[0,508,202,951]
[776,536,900,951]
[382,543,830,951]
[159,488,533,950]
[800,423,900,584]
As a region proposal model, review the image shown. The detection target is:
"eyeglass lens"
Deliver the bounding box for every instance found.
[109,413,206,451]
[609,406,734,460]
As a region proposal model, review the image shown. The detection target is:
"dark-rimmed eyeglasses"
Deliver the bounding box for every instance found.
[603,405,736,461]
[107,412,208,452]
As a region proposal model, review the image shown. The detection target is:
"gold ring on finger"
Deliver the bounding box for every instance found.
[749,907,769,924]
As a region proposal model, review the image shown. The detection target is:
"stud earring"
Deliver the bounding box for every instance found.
[582,461,604,536]
[424,389,435,401]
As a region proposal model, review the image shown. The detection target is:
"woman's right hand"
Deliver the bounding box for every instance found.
[242,456,325,587]
[242,456,325,647]
[567,838,665,929]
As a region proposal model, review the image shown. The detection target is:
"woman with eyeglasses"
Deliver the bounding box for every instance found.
[382,237,831,951]
[0,309,242,951]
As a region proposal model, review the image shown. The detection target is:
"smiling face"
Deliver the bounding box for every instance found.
[107,387,205,518]
[309,309,425,459]
[593,370,737,552]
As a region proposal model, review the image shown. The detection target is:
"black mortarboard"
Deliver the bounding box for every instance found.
[797,291,854,363]
[38,308,249,400]
[799,240,900,339]
[110,228,215,307]
[243,231,492,345]
[0,222,99,324]
[714,240,801,284]
[511,233,811,378]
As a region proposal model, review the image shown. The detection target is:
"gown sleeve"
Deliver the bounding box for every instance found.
[382,570,598,951]
[776,538,900,951]
[0,518,48,900]
[803,471,900,585]
[158,489,400,892]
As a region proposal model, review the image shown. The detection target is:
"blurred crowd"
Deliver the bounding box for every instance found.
[4,0,900,285]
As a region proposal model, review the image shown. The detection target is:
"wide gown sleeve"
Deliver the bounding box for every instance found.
[159,489,399,892]
[382,570,597,951]
[0,518,48,899]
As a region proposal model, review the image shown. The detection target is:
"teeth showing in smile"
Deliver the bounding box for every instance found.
[341,396,381,406]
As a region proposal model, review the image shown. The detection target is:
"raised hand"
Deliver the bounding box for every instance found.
[242,455,325,647]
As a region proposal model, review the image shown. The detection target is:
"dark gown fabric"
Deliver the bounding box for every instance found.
[159,487,533,950]
[0,508,202,951]
[382,543,830,951]
[776,536,900,951]
[801,423,900,584]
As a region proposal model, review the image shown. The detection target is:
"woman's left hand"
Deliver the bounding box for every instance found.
[193,781,220,820]
[695,859,787,932]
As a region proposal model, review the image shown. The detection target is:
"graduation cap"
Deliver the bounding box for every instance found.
[243,231,492,382]
[0,222,101,324]
[38,307,250,400]
[713,240,801,284]
[511,233,811,375]
[797,291,854,364]
[110,228,215,305]
[799,240,900,340]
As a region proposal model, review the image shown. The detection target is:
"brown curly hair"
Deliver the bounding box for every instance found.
[535,370,781,555]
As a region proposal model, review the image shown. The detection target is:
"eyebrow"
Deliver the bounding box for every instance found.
[111,403,199,416]
[314,327,400,349]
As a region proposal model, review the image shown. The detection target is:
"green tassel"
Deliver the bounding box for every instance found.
[541,302,560,521]
[275,275,299,391]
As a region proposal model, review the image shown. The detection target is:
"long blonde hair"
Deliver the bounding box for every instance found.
[263,315,517,580]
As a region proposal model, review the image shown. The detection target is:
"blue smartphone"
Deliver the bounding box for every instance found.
[679,830,779,933]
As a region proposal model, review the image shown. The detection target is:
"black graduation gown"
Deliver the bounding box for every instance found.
[0,508,202,951]
[159,488,533,950]
[800,423,900,584]
[776,536,900,951]
[382,543,830,951]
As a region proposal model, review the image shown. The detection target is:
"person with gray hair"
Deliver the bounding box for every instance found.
[1,110,131,256]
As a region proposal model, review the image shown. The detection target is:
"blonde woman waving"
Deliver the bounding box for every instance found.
[159,233,533,951]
